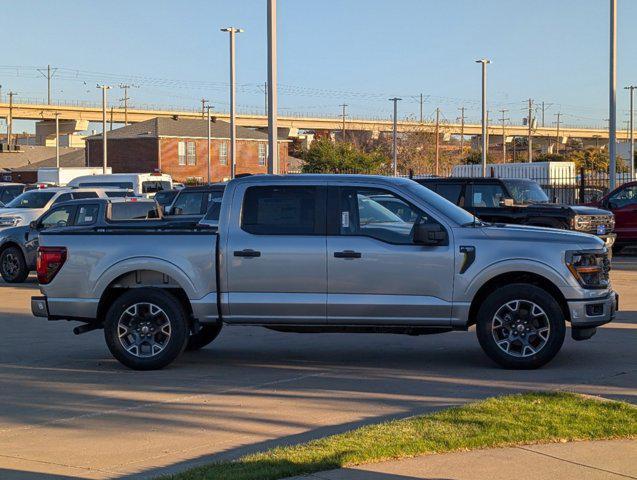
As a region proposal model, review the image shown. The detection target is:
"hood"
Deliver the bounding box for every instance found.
[481,223,605,250]
[525,203,612,216]
[0,208,43,227]
[568,205,613,216]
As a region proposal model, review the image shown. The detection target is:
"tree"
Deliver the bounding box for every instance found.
[463,150,482,165]
[566,148,627,173]
[300,138,389,174]
[533,153,567,163]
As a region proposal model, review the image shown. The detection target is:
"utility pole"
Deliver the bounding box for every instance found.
[499,109,509,163]
[389,97,401,176]
[7,91,16,149]
[200,98,209,119]
[54,112,60,168]
[339,103,348,141]
[476,59,490,177]
[626,86,636,179]
[97,85,111,174]
[109,106,114,131]
[458,106,465,154]
[609,0,617,189]
[267,0,278,174]
[221,27,243,179]
[37,65,57,105]
[119,84,135,126]
[419,93,424,124]
[541,101,545,127]
[263,81,268,116]
[434,107,441,175]
[527,98,534,162]
[206,104,213,184]
[554,112,562,155]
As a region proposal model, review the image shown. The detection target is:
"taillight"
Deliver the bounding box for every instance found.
[37,247,67,284]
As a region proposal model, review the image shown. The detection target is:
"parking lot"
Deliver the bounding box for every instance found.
[0,258,636,480]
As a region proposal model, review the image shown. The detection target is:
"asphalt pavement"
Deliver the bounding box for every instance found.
[0,260,635,479]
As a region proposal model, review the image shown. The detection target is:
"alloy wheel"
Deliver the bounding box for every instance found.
[491,300,550,358]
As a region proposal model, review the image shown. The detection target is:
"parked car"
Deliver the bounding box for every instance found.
[67,173,173,197]
[0,183,27,205]
[0,188,129,228]
[0,198,160,283]
[587,181,637,252]
[33,174,616,371]
[153,189,180,209]
[164,184,226,221]
[414,177,616,249]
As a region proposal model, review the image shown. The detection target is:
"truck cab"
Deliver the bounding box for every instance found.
[588,181,637,253]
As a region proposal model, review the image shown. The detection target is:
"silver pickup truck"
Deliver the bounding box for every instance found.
[32,174,618,370]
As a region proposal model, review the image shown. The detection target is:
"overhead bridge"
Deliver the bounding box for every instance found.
[0,101,621,140]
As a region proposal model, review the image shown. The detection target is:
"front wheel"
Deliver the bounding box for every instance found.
[104,288,189,370]
[476,284,566,369]
[0,247,29,283]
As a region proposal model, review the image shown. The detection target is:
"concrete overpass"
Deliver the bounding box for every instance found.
[0,100,624,141]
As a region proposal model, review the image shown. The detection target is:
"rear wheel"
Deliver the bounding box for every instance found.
[476,284,566,369]
[186,323,223,351]
[104,288,189,370]
[0,247,29,283]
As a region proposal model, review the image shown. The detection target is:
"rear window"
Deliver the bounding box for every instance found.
[241,186,324,235]
[435,184,463,205]
[72,191,99,200]
[76,205,99,225]
[142,181,171,193]
[105,191,135,198]
[109,202,159,220]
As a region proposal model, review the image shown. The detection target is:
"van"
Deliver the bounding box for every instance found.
[67,173,172,197]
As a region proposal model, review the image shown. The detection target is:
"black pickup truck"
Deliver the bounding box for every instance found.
[411,177,616,248]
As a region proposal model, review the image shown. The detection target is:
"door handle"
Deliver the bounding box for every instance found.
[234,249,261,258]
[334,250,362,259]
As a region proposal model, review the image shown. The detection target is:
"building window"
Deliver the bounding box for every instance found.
[219,142,228,165]
[178,141,186,166]
[258,143,267,166]
[186,141,196,165]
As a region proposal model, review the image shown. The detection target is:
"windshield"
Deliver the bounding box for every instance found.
[358,195,404,224]
[502,179,549,204]
[5,190,56,209]
[403,179,476,225]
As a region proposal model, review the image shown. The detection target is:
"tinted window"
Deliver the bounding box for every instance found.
[435,184,463,205]
[609,185,637,208]
[242,186,323,235]
[0,186,23,203]
[52,193,73,204]
[6,190,55,208]
[142,181,171,193]
[109,202,158,220]
[72,191,99,200]
[79,182,134,189]
[469,184,507,208]
[171,191,205,215]
[39,206,74,229]
[105,191,134,198]
[338,187,437,244]
[76,205,99,225]
[153,190,178,206]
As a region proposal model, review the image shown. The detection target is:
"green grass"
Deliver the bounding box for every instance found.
[164,392,637,480]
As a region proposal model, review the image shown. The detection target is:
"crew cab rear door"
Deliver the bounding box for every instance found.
[223,182,327,324]
[466,181,511,223]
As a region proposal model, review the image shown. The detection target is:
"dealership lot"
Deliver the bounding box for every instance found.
[0,261,635,480]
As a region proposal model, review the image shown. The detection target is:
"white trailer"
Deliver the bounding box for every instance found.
[451,162,576,186]
[37,167,112,186]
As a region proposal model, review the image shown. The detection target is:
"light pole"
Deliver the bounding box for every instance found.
[206,104,213,184]
[54,112,60,168]
[609,0,617,189]
[97,85,111,174]
[221,27,243,179]
[476,59,490,177]
[389,97,401,176]
[267,0,278,174]
[626,86,636,179]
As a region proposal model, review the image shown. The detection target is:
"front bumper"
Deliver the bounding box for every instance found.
[567,291,618,328]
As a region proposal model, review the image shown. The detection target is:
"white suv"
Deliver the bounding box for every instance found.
[0,188,129,228]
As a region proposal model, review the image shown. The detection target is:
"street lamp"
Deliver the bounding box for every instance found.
[267,0,279,174]
[609,0,617,189]
[97,85,111,174]
[476,59,490,177]
[220,27,243,179]
[389,97,401,176]
[626,86,636,179]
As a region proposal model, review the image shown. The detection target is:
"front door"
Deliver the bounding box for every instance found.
[224,183,327,324]
[327,185,454,325]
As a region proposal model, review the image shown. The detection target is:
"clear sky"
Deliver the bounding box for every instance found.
[2,0,636,131]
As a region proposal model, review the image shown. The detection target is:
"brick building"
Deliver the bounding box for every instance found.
[86,117,291,182]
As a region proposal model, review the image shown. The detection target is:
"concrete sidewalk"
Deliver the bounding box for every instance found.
[288,439,637,480]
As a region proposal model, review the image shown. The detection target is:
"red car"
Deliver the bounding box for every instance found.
[589,181,637,252]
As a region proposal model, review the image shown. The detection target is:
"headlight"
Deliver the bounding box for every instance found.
[571,215,592,231]
[565,249,610,289]
[0,217,20,227]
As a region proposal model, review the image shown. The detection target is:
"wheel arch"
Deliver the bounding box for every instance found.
[467,271,570,327]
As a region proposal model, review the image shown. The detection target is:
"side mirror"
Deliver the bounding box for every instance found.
[29,220,38,230]
[164,205,172,215]
[173,207,183,216]
[414,223,448,246]
[499,197,515,207]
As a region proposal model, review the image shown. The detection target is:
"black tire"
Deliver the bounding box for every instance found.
[104,288,189,370]
[476,283,566,369]
[0,246,29,283]
[186,323,223,351]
